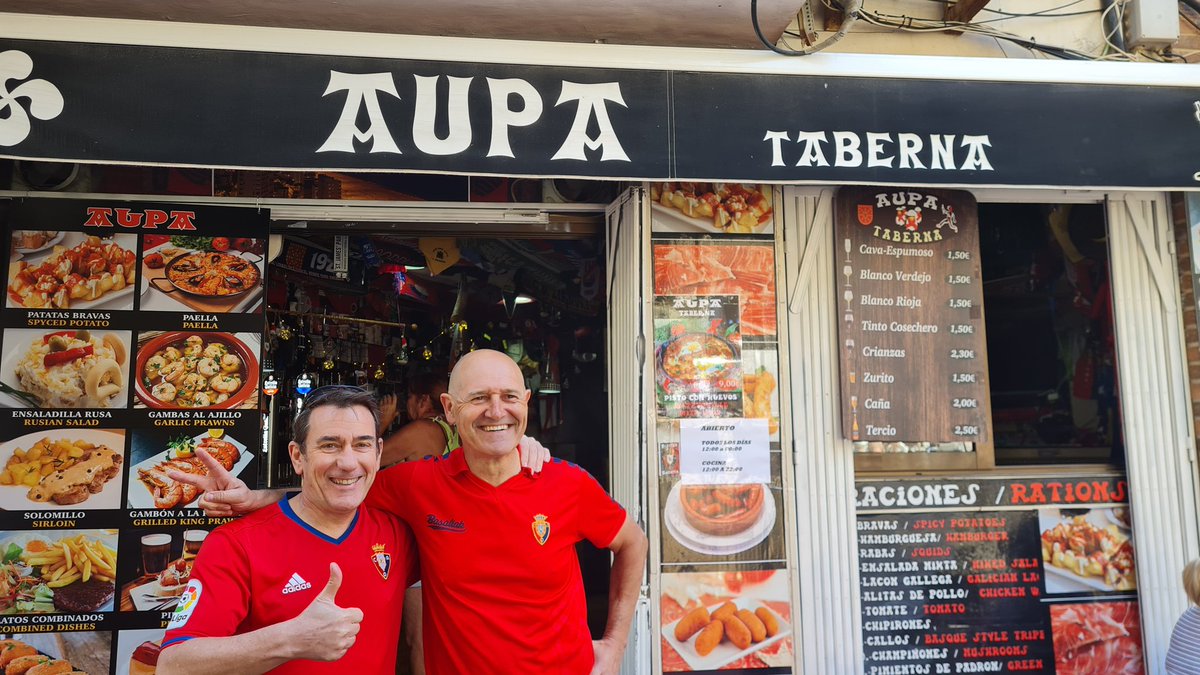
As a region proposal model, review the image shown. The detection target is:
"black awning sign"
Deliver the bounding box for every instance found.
[1,40,1198,188]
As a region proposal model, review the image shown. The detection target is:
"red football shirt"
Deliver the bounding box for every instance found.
[367,450,627,675]
[162,499,416,674]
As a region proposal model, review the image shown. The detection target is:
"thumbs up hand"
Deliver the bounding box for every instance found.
[290,563,364,662]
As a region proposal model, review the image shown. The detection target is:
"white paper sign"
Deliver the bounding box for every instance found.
[678,418,770,485]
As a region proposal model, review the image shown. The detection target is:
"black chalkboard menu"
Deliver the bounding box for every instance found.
[0,198,268,673]
[835,186,990,443]
[857,475,1144,675]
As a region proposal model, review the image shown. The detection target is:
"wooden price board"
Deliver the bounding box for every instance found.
[835,187,991,443]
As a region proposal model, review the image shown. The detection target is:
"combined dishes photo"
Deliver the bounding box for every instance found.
[6,233,137,310]
[0,530,118,615]
[0,329,131,409]
[134,332,259,409]
[0,431,126,510]
[141,235,264,313]
[128,430,248,510]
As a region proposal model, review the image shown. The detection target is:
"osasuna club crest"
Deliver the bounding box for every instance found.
[371,543,392,580]
[531,514,551,546]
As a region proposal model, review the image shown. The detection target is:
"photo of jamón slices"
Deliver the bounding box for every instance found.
[1050,601,1143,675]
[653,243,776,337]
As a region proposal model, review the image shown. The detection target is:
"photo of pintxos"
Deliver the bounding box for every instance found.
[1039,507,1136,593]
[140,235,264,313]
[0,329,132,409]
[650,183,774,234]
[664,483,775,555]
[0,529,119,615]
[134,331,260,409]
[127,431,250,510]
[6,233,137,310]
[0,430,126,510]
[120,527,209,613]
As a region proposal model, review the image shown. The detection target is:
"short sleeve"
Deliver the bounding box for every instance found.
[576,470,627,548]
[161,528,250,648]
[365,462,414,521]
[401,520,421,587]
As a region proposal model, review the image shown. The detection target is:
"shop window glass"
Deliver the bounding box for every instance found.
[854,201,1122,473]
[981,203,1121,465]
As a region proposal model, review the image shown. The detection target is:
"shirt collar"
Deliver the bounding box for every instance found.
[445,447,470,476]
[444,446,539,481]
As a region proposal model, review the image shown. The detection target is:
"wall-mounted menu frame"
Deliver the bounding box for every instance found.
[650,230,792,674]
[0,198,268,649]
[856,474,1143,675]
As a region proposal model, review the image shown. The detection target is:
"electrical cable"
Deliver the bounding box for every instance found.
[751,0,863,55]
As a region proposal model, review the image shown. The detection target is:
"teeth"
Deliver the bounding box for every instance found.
[330,477,359,486]
[482,425,509,432]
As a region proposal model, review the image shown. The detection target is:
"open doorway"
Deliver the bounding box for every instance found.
[260,228,616,637]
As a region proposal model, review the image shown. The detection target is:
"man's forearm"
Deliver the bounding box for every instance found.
[156,622,298,675]
[603,531,649,645]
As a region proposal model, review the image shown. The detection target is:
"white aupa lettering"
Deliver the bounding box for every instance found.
[317,71,402,154]
[316,72,630,163]
[551,81,630,162]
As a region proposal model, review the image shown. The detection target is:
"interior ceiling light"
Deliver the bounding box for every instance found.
[497,294,535,305]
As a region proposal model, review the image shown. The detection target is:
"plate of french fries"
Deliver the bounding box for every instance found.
[0,430,126,510]
[0,530,119,614]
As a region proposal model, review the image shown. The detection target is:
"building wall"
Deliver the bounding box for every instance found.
[1173,194,1200,449]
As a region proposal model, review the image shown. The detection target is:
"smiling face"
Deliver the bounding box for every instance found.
[442,350,530,460]
[289,403,382,519]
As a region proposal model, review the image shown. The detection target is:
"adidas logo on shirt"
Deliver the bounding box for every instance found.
[282,573,312,594]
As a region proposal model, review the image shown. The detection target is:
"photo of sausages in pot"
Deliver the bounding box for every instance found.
[679,484,766,536]
[135,332,259,409]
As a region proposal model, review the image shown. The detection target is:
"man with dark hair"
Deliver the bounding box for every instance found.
[158,385,416,675]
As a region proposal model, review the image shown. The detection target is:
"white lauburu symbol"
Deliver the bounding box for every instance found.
[0,50,64,147]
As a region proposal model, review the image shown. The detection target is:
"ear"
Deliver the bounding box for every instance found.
[288,441,305,476]
[523,389,532,403]
[440,392,456,424]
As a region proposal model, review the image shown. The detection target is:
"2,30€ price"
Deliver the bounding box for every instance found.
[950,349,975,359]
